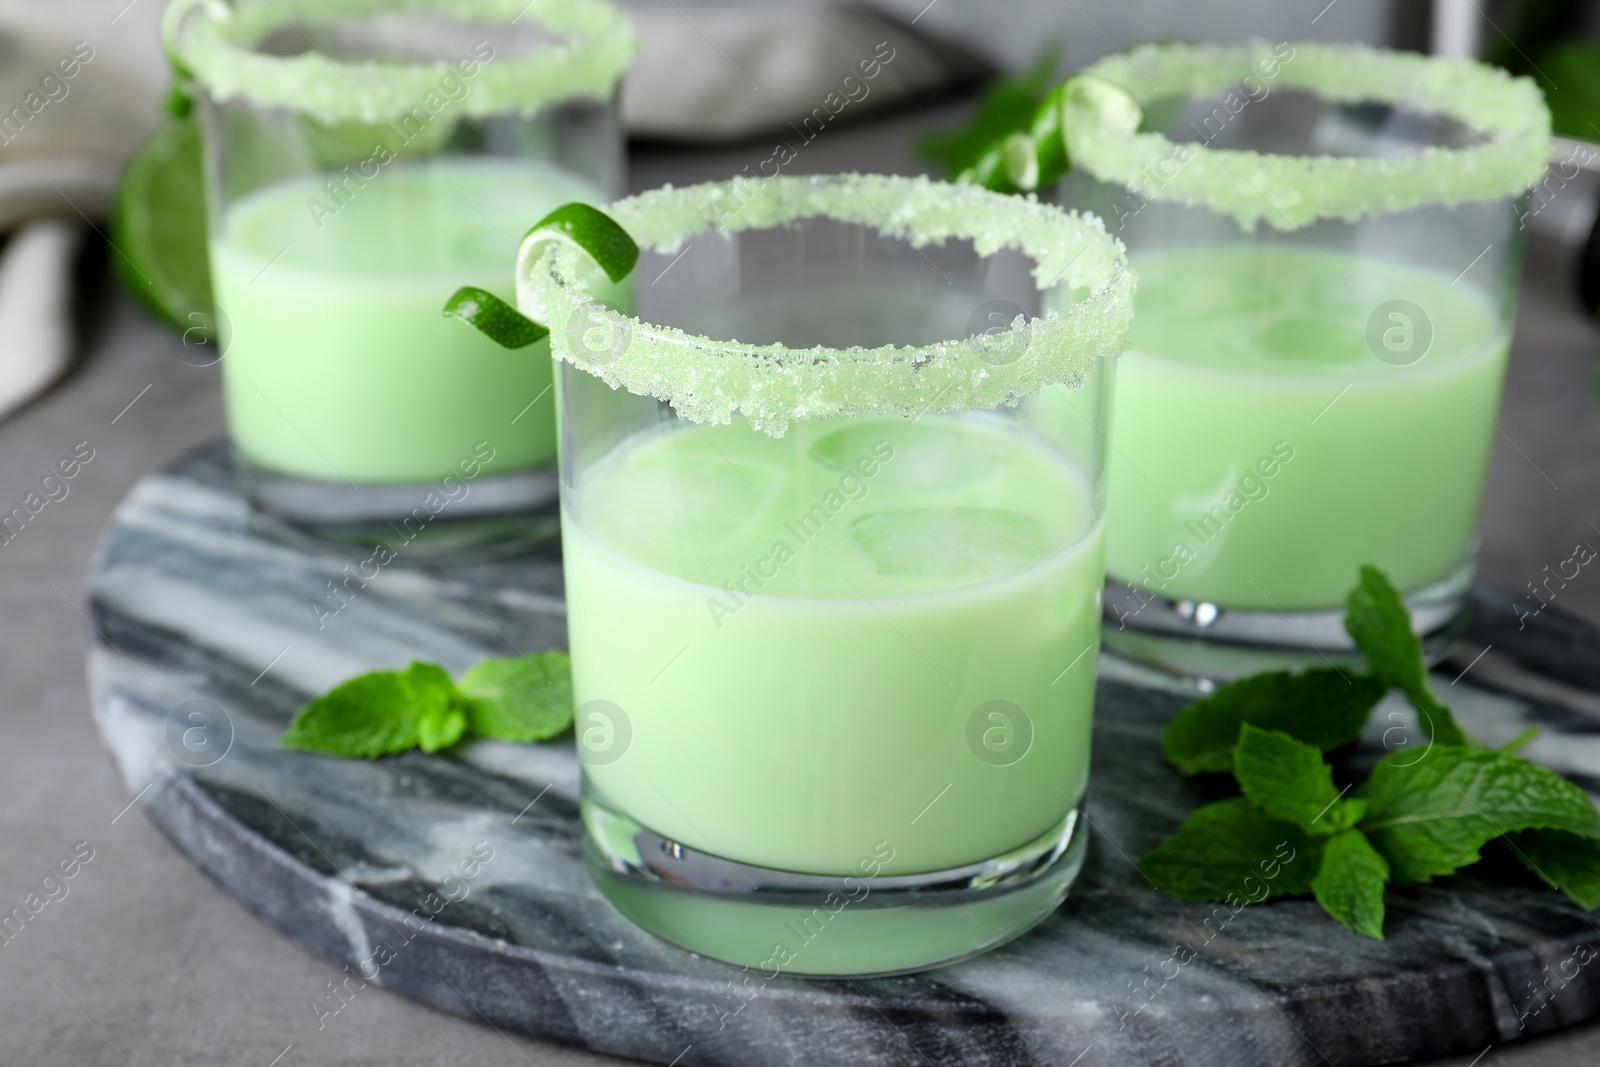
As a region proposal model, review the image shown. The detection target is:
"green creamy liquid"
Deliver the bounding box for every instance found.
[1105,246,1509,612]
[212,159,603,485]
[564,414,1105,875]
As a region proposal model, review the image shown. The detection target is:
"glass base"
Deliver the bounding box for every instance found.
[582,786,1089,978]
[237,455,561,562]
[1101,562,1472,682]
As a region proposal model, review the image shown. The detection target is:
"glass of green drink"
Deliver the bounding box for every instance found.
[165,0,633,555]
[1055,41,1551,677]
[516,175,1132,976]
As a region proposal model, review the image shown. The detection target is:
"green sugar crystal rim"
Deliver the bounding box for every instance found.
[1065,40,1552,231]
[516,173,1135,436]
[164,0,634,123]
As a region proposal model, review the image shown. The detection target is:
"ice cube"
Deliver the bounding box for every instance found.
[809,420,1010,492]
[848,507,1052,580]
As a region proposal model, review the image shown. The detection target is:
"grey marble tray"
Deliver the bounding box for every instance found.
[86,444,1600,1067]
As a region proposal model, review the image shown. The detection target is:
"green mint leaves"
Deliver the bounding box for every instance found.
[1137,797,1322,902]
[457,652,575,743]
[1233,725,1365,835]
[1360,748,1600,884]
[1344,565,1469,746]
[282,662,464,757]
[1141,566,1600,939]
[1310,830,1389,940]
[1507,830,1600,910]
[1163,668,1385,774]
[280,653,575,758]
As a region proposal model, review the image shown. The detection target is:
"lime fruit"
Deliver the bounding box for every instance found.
[111,116,211,330]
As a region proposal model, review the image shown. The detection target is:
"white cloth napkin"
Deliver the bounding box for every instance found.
[0,218,82,420]
[0,13,161,422]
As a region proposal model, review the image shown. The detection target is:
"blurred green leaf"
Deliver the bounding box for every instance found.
[1536,41,1600,141]
[918,44,1061,180]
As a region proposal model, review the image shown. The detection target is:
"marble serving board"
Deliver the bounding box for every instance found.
[85,445,1600,1067]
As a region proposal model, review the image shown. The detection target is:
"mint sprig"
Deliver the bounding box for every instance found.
[1140,565,1600,938]
[280,653,575,757]
[282,662,463,757]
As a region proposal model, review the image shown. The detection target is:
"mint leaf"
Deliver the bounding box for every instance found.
[457,652,574,742]
[1344,565,1469,746]
[1359,747,1600,884]
[281,661,457,757]
[1504,829,1600,910]
[1233,725,1357,835]
[1138,797,1325,901]
[1163,668,1385,775]
[1311,829,1390,939]
[417,697,467,753]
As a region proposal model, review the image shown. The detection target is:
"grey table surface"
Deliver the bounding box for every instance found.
[5,100,1600,1067]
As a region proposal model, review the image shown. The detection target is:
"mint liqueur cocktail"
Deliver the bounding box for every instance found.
[1109,246,1507,611]
[520,175,1133,975]
[1057,41,1550,673]
[565,415,1103,877]
[168,0,632,551]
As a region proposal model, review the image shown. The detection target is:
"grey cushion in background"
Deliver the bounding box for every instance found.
[621,3,990,142]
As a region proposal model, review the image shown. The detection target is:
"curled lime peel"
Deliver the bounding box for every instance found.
[522,202,638,284]
[443,286,549,349]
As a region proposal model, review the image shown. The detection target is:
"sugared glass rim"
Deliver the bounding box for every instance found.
[163,0,634,123]
[516,173,1135,437]
[1064,40,1552,231]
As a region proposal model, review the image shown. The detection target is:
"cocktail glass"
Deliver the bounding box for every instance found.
[1058,41,1550,677]
[165,0,632,555]
[516,174,1133,976]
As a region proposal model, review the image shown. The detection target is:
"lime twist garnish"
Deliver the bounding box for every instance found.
[519,202,639,285]
[444,202,638,348]
[957,79,1075,194]
[958,76,1137,194]
[442,288,548,348]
